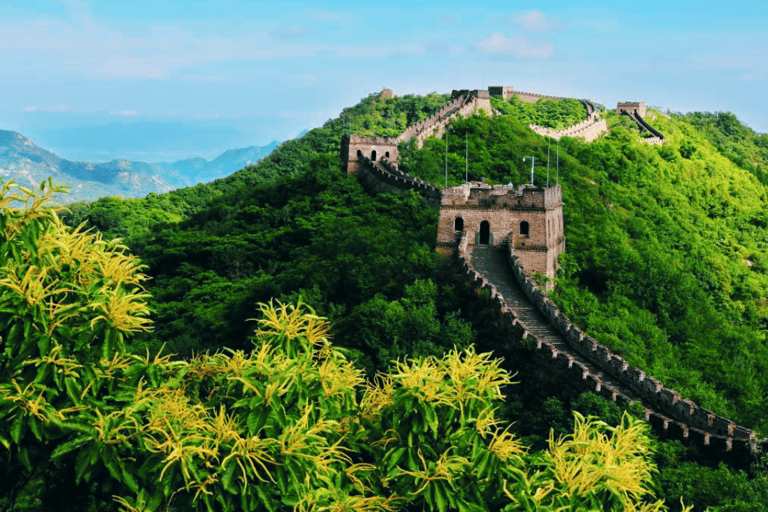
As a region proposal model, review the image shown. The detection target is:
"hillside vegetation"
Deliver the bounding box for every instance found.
[23,91,768,510]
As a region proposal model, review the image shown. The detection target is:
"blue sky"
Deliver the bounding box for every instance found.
[2,0,767,162]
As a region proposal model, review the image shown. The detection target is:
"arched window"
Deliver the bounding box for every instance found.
[385,151,390,158]
[356,149,363,157]
[371,150,377,161]
[479,221,490,244]
[520,221,529,237]
[454,217,464,231]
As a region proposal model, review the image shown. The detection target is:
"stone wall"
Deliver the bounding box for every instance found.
[511,90,568,103]
[453,233,765,453]
[397,90,493,146]
[356,155,441,206]
[340,135,400,175]
[529,99,608,142]
[503,246,765,454]
[488,86,515,99]
[615,103,666,145]
[617,101,648,117]
[439,183,564,277]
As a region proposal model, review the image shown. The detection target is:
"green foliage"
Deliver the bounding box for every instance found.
[335,92,452,138]
[0,278,679,511]
[401,108,768,435]
[491,95,588,130]
[682,111,768,186]
[0,179,153,510]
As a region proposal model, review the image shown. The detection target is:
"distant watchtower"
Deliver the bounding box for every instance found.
[437,181,565,278]
[340,135,400,175]
[617,102,647,117]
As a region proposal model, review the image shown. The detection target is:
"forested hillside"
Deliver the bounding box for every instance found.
[5,90,768,510]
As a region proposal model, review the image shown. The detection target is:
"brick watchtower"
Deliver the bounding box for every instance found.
[340,134,400,175]
[437,181,565,278]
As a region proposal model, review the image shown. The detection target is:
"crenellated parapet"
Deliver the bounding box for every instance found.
[340,134,400,175]
[617,102,666,144]
[529,99,608,142]
[355,154,441,205]
[502,246,764,453]
[453,234,765,454]
[440,182,564,278]
[617,101,648,117]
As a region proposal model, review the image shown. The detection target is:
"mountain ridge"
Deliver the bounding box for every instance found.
[0,129,280,203]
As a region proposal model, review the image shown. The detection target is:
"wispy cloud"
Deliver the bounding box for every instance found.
[512,10,548,32]
[474,33,553,59]
[23,103,71,112]
[110,110,138,116]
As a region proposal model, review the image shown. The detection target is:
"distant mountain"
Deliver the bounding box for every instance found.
[0,130,279,204]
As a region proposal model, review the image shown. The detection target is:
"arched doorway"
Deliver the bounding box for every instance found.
[371,150,377,161]
[479,221,490,244]
[454,217,464,232]
[520,221,529,237]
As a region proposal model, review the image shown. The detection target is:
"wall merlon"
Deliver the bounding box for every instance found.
[659,388,681,405]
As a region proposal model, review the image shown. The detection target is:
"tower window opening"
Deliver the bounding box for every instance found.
[479,221,490,244]
[371,150,377,161]
[520,221,529,237]
[454,217,464,231]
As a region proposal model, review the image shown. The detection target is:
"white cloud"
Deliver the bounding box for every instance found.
[110,110,138,116]
[474,33,553,59]
[23,103,71,112]
[512,10,548,32]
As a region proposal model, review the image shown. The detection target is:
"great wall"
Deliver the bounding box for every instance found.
[340,86,766,456]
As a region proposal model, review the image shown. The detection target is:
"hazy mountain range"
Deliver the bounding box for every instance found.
[0,130,280,204]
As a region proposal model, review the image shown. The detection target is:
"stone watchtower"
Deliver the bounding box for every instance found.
[340,134,400,175]
[437,181,565,278]
[616,102,647,117]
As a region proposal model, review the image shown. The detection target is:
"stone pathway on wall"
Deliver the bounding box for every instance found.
[471,245,640,401]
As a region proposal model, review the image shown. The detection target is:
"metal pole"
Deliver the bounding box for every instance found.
[547,139,551,187]
[465,131,468,183]
[523,156,535,185]
[445,130,448,188]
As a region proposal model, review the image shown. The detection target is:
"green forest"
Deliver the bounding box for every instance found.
[3,90,768,511]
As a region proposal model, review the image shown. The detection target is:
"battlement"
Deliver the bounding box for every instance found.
[340,134,400,175]
[488,86,515,100]
[617,101,647,117]
[439,182,564,278]
[441,182,562,210]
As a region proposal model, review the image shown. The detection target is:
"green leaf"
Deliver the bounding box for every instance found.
[386,446,406,472]
[74,444,95,483]
[18,446,31,471]
[221,459,239,494]
[256,485,276,512]
[28,415,42,441]
[434,482,448,512]
[10,413,25,444]
[51,434,92,460]
[121,462,140,493]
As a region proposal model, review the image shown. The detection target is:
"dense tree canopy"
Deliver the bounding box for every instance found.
[46,90,768,510]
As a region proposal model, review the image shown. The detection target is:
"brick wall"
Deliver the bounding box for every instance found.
[340,135,400,175]
[439,183,564,277]
[617,101,648,117]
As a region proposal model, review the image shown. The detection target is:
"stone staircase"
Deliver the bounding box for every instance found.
[471,245,639,401]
